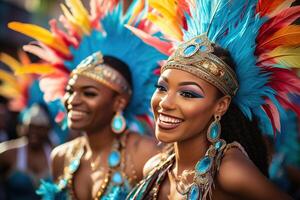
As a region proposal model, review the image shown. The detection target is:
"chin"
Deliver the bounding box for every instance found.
[155,129,178,143]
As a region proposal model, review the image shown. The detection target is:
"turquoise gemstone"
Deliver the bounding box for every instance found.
[194,38,202,44]
[69,159,80,173]
[209,123,219,140]
[183,45,196,56]
[215,140,223,150]
[199,45,207,52]
[108,150,121,167]
[187,184,201,200]
[112,171,123,184]
[113,116,124,132]
[195,156,212,174]
[59,179,68,188]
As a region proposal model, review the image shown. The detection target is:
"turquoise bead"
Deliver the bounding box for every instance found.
[108,150,121,167]
[195,38,202,44]
[112,116,124,132]
[187,184,201,200]
[69,159,80,173]
[195,156,212,174]
[209,122,219,140]
[112,171,123,184]
[199,45,207,52]
[215,140,223,150]
[183,45,196,56]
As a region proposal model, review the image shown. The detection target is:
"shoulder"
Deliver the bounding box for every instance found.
[217,147,291,200]
[127,132,159,152]
[0,137,26,162]
[126,132,161,178]
[51,137,84,180]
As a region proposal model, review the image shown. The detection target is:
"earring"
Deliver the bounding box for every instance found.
[111,111,126,134]
[207,115,221,143]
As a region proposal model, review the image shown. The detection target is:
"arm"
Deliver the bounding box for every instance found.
[217,148,292,200]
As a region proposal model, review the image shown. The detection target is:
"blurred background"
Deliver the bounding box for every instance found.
[0,0,299,200]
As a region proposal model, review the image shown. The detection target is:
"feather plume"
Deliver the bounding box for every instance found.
[8,22,70,56]
[256,6,300,47]
[258,25,300,52]
[265,47,300,68]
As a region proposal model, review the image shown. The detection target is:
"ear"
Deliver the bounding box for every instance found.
[113,94,130,112]
[214,95,231,116]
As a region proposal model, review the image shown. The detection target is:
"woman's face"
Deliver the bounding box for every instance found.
[65,75,117,133]
[151,69,221,143]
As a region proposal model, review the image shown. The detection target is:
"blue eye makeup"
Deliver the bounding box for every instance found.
[180,90,203,98]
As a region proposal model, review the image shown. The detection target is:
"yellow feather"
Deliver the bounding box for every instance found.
[8,22,70,56]
[0,70,19,89]
[0,85,21,99]
[15,64,55,75]
[269,47,300,68]
[128,0,145,25]
[61,4,84,36]
[67,0,91,33]
[0,53,22,71]
[147,0,183,40]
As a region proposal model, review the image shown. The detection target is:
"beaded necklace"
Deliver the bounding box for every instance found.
[57,131,133,199]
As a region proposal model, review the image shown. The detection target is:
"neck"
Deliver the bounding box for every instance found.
[174,131,209,175]
[84,125,116,153]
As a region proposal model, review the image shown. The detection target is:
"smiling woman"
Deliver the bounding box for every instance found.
[126,0,300,200]
[8,0,166,199]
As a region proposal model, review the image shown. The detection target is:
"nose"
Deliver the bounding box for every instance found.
[67,92,82,109]
[159,92,176,110]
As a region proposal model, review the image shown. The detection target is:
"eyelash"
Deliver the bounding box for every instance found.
[155,84,203,98]
[154,84,167,92]
[83,91,97,97]
[179,91,203,98]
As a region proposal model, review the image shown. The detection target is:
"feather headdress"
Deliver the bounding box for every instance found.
[9,0,166,132]
[129,0,300,135]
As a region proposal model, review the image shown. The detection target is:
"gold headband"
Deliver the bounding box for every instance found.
[71,52,131,94]
[162,34,239,96]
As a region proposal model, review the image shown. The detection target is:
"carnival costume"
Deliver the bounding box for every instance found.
[0,53,52,200]
[126,0,300,199]
[8,0,165,199]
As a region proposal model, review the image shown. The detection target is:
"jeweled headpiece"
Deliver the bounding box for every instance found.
[129,0,300,135]
[71,52,131,94]
[162,34,238,96]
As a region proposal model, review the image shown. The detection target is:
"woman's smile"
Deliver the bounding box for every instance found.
[157,113,183,130]
[68,109,89,121]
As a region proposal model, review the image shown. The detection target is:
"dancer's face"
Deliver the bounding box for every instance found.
[65,75,118,133]
[151,69,230,143]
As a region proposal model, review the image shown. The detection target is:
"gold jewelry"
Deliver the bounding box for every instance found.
[71,51,132,94]
[162,34,239,96]
[168,168,194,195]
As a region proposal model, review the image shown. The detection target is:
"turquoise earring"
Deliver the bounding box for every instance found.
[207,115,221,143]
[111,111,126,134]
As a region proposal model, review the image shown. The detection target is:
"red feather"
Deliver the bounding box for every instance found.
[256,0,286,16]
[256,6,300,55]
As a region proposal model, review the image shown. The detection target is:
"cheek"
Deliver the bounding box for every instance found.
[151,91,160,118]
[181,100,215,133]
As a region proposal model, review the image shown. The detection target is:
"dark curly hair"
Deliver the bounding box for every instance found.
[212,45,269,176]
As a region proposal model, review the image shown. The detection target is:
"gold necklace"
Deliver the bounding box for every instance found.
[168,167,194,195]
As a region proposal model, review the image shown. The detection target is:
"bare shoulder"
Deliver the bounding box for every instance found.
[0,137,27,163]
[217,147,291,200]
[126,132,161,179]
[51,136,84,180]
[127,132,160,157]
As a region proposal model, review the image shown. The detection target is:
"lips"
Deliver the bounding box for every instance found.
[157,113,183,130]
[68,110,88,121]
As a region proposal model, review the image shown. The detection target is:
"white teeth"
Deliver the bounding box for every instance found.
[68,110,87,118]
[159,114,182,124]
